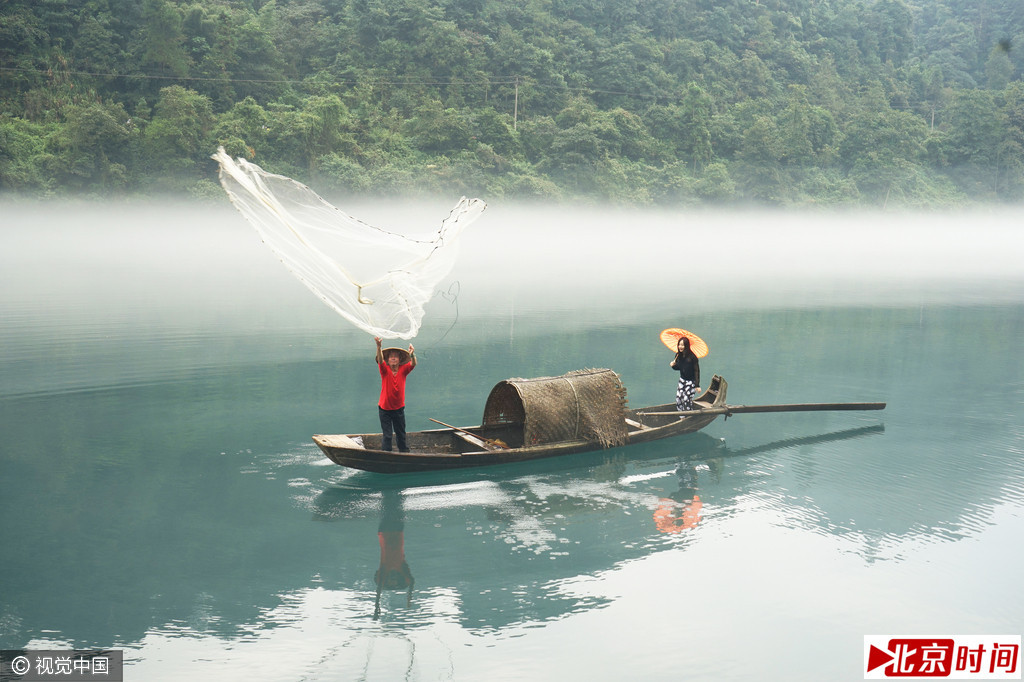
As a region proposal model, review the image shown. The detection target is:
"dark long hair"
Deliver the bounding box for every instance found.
[676,337,692,357]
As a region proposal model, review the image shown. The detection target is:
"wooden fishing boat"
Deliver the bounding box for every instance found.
[314,369,887,474]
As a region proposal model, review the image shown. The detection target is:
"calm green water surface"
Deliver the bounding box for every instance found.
[1,202,1022,681]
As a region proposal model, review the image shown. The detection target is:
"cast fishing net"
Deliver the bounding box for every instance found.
[213,147,486,339]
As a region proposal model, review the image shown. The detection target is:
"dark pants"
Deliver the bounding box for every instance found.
[379,406,408,452]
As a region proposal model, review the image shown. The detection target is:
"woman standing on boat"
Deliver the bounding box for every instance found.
[671,337,700,411]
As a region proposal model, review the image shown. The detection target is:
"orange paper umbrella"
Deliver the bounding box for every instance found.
[660,328,709,358]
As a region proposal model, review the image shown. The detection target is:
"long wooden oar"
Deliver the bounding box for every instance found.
[637,402,886,418]
[429,418,510,449]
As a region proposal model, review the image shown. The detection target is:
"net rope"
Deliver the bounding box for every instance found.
[213,147,486,339]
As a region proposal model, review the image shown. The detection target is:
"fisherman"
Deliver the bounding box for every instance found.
[375,336,417,452]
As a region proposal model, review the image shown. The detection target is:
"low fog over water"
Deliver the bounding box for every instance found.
[448,202,1024,314]
[2,200,1021,399]
[3,200,1022,320]
[3,199,1020,400]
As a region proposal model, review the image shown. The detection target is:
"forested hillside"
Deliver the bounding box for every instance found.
[2,0,1023,205]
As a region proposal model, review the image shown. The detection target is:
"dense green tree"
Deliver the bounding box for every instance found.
[70,15,120,76]
[938,88,1019,198]
[862,0,914,67]
[46,100,134,190]
[0,117,50,191]
[919,17,978,88]
[0,6,51,103]
[139,0,191,79]
[141,86,214,179]
[231,11,292,103]
[468,107,519,156]
[985,44,1015,90]
[403,98,472,154]
[1,0,1022,204]
[677,82,713,169]
[213,96,270,158]
[733,114,786,202]
[1003,81,1024,149]
[941,90,1004,165]
[517,115,559,165]
[998,81,1024,199]
[778,86,839,166]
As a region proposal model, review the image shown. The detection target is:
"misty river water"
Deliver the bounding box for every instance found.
[1,200,1022,681]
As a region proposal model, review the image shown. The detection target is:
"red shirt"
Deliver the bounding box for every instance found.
[378,361,413,410]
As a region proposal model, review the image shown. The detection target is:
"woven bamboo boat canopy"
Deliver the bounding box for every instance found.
[482,368,629,448]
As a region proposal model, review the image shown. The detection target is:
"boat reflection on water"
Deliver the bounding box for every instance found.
[311,425,884,625]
